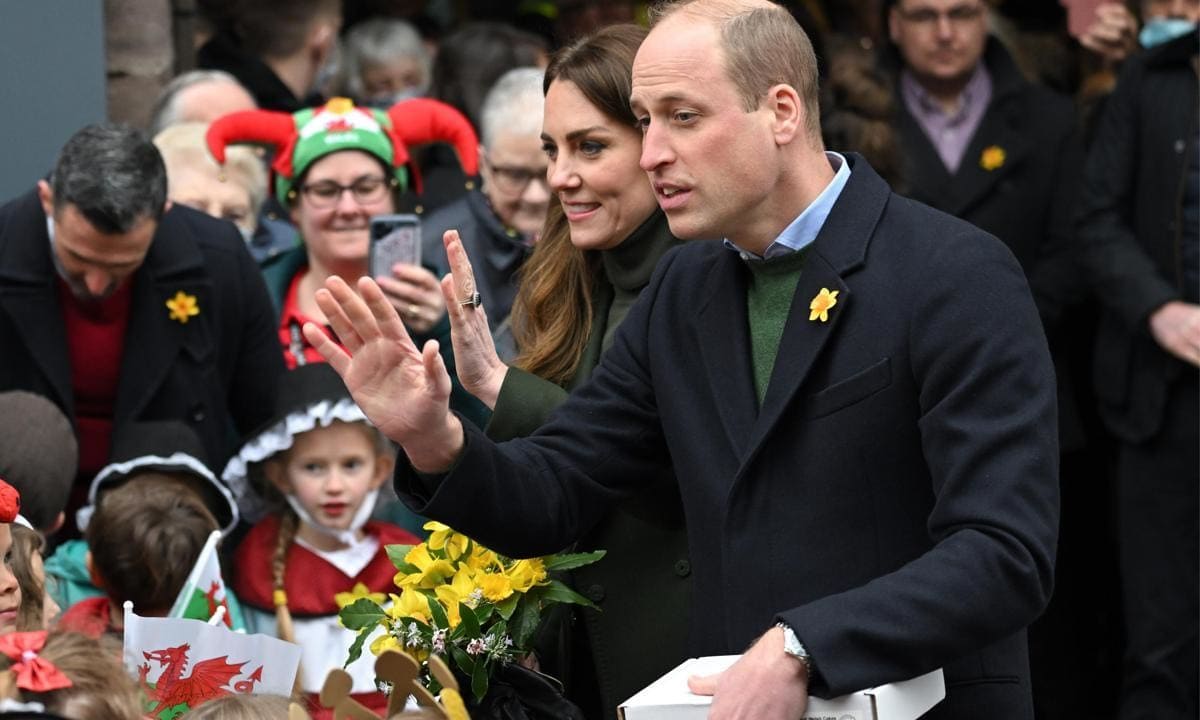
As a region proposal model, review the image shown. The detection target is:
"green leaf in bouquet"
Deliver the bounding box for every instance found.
[343,625,374,668]
[385,544,419,572]
[425,592,451,629]
[507,598,541,650]
[474,603,495,624]
[339,598,387,630]
[457,601,481,638]
[539,579,600,609]
[471,655,490,702]
[543,550,607,572]
[494,593,520,620]
[450,645,475,680]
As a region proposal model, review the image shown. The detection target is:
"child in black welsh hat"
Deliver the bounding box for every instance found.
[44,420,244,636]
[0,391,78,536]
[224,363,419,719]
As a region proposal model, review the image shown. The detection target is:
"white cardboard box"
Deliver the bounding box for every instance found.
[618,655,945,720]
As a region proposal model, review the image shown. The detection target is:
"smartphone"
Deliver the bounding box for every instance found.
[369,214,422,278]
[1065,0,1105,40]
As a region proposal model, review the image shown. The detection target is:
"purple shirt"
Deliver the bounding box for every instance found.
[900,64,992,174]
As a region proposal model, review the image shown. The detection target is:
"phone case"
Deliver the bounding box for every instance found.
[369,214,422,278]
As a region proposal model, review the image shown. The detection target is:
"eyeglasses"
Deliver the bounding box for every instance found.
[895,3,985,26]
[297,175,392,208]
[484,157,549,195]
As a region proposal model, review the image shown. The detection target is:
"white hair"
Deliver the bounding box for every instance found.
[479,66,546,149]
[336,18,431,99]
[149,70,248,137]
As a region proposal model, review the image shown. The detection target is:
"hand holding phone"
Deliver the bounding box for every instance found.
[369,214,422,279]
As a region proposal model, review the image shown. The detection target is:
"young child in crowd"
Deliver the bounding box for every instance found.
[9,518,58,630]
[49,421,243,637]
[224,363,419,718]
[0,391,78,536]
[0,630,143,719]
[0,479,24,636]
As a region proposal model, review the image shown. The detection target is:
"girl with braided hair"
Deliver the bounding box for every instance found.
[224,363,418,719]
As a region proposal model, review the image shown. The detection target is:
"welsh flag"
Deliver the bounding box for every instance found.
[123,602,302,719]
[169,530,234,628]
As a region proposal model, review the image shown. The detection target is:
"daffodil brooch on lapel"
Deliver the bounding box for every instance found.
[809,288,839,322]
[166,291,200,324]
[980,145,1006,171]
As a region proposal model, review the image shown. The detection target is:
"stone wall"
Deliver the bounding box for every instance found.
[105,0,200,130]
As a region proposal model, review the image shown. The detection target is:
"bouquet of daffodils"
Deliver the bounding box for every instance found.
[338,522,604,703]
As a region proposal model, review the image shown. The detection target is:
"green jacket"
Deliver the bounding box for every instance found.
[489,211,690,719]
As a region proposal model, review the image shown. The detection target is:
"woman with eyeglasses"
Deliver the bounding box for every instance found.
[205,97,478,371]
[420,67,549,349]
[437,24,689,720]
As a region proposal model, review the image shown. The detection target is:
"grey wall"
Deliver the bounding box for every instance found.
[0,3,107,202]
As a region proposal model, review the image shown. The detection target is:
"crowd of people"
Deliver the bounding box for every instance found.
[0,0,1194,718]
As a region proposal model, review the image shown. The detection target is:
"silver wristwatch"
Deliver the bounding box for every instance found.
[775,622,813,674]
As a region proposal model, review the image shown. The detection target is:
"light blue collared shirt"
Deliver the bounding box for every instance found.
[723,152,851,260]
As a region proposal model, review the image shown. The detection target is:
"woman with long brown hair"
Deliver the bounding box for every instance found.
[439,23,690,720]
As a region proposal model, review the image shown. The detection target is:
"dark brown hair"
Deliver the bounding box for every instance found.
[85,473,219,615]
[511,24,648,385]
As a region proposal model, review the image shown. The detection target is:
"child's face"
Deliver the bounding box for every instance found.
[0,525,22,633]
[270,423,392,533]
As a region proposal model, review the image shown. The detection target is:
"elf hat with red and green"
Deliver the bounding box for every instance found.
[206,96,479,206]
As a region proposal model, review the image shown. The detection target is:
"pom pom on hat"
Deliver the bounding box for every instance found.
[0,479,20,523]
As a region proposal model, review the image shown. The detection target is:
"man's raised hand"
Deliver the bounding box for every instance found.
[303,275,464,472]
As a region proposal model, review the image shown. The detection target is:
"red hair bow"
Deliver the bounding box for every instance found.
[0,632,72,692]
[0,479,19,524]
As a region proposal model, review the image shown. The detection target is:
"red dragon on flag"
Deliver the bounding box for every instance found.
[140,642,262,717]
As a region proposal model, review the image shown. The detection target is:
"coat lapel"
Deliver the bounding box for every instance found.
[946,104,1030,217]
[113,209,211,424]
[0,192,73,413]
[693,251,758,459]
[733,155,888,479]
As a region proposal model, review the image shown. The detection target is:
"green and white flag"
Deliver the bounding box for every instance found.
[169,530,233,628]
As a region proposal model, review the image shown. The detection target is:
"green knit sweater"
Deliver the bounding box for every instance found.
[744,249,806,404]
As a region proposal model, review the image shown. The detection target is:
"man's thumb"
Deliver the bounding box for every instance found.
[687,672,720,696]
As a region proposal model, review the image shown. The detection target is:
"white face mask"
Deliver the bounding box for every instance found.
[285,487,380,547]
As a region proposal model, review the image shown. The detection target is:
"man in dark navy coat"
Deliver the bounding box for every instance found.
[306,2,1059,718]
[0,124,283,529]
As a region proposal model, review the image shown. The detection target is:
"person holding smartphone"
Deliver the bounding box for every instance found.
[205,97,477,370]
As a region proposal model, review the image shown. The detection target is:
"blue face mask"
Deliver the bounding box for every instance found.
[366,87,422,110]
[1139,17,1197,49]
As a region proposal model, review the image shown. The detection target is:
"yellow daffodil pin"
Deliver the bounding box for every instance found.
[166,291,200,324]
[809,288,839,323]
[980,145,1006,171]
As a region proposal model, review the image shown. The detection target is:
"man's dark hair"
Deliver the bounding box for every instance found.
[49,123,168,234]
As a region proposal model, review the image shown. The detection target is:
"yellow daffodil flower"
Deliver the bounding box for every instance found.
[980,145,1006,171]
[395,545,457,590]
[166,291,200,324]
[477,572,514,603]
[387,590,431,625]
[462,545,501,573]
[370,633,402,655]
[809,288,839,322]
[424,521,470,561]
[506,558,548,593]
[335,582,386,610]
